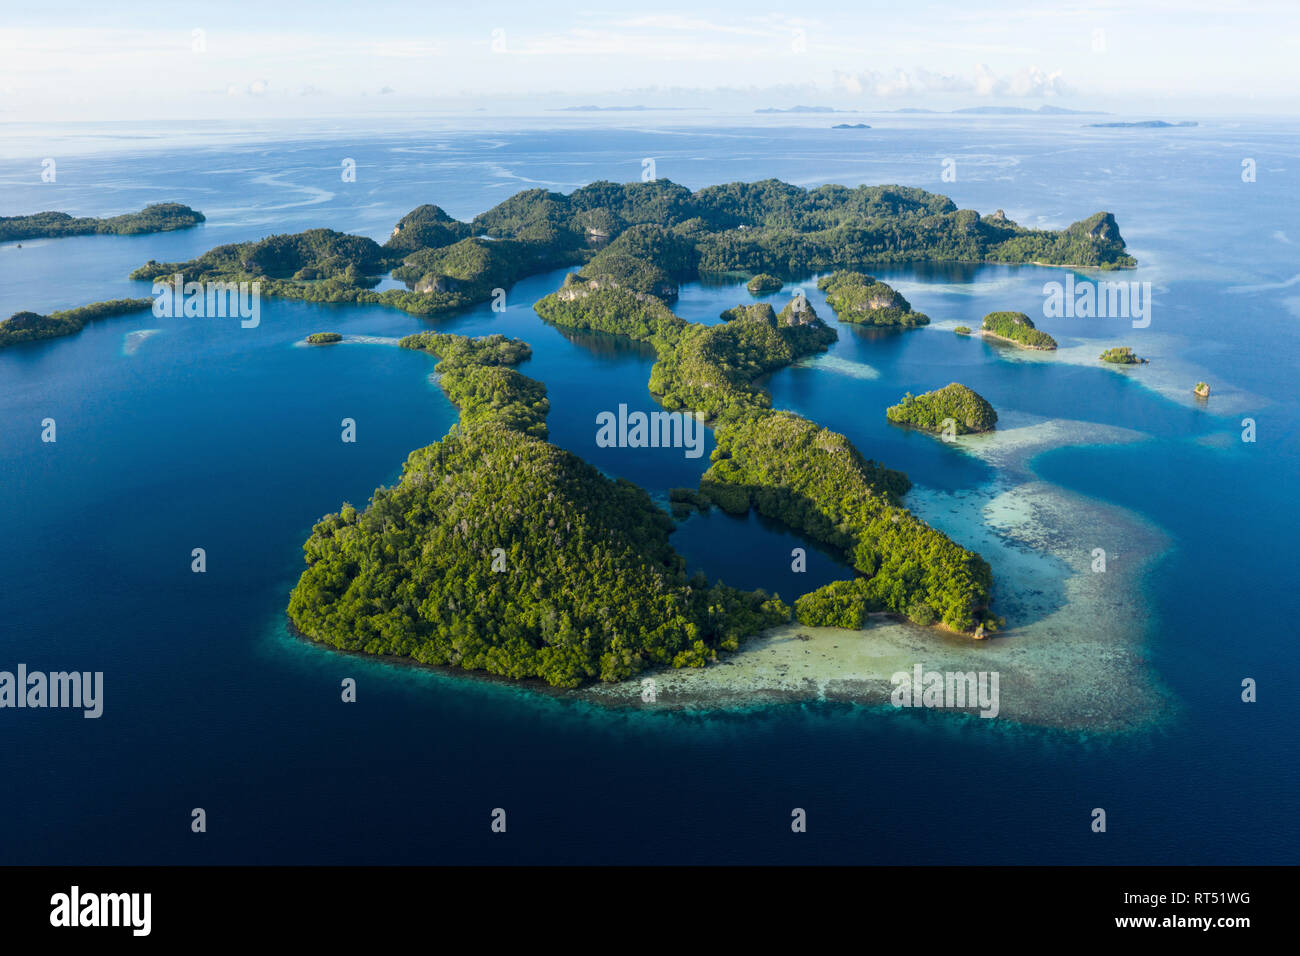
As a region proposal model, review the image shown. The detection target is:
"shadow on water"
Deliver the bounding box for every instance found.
[549,324,659,361]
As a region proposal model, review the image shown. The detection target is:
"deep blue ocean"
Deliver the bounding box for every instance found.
[1,117,1297,863]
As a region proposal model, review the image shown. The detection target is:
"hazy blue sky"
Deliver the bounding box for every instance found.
[3,0,1298,120]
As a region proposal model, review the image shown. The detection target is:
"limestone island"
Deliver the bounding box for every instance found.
[128,179,1135,325]
[1099,346,1147,364]
[287,271,1000,689]
[92,180,1139,689]
[818,271,930,328]
[746,273,784,294]
[272,181,1132,688]
[954,325,972,335]
[20,179,1163,722]
[0,299,153,349]
[533,283,992,637]
[886,383,998,435]
[288,329,787,686]
[980,311,1058,350]
[306,332,343,344]
[0,203,204,243]
[832,123,870,129]
[1194,382,1211,398]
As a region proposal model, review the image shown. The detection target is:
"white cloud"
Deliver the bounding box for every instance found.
[1,3,1297,121]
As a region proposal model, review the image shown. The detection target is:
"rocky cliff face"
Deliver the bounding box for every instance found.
[1069,211,1123,244]
[556,274,656,305]
[415,275,457,294]
[778,296,820,327]
[556,272,675,303]
[865,289,905,311]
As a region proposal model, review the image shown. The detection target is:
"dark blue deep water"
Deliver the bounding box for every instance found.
[1,119,1297,863]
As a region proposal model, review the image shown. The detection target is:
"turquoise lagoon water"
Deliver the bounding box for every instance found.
[0,118,1297,863]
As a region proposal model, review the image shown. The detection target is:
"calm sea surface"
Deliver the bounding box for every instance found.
[1,117,1296,863]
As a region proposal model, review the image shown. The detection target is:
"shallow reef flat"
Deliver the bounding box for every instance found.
[581,416,1175,733]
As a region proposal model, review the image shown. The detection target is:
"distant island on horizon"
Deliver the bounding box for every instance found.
[1087,120,1198,128]
[757,105,1115,117]
[523,105,1201,123]
[881,105,1109,115]
[755,105,857,114]
[952,105,1108,115]
[551,105,706,112]
[0,203,205,243]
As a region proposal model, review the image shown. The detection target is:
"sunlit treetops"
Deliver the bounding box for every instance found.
[127,180,1132,321]
[288,330,788,687]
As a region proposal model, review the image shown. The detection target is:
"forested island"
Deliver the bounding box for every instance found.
[702,411,993,631]
[746,273,783,293]
[287,329,787,687]
[818,271,930,328]
[6,177,1119,661]
[1099,346,1147,364]
[537,280,837,422]
[115,177,1133,683]
[0,299,153,348]
[306,332,343,344]
[0,203,204,243]
[535,280,995,633]
[886,384,998,434]
[128,179,1135,323]
[981,311,1058,350]
[398,331,547,437]
[286,184,1030,654]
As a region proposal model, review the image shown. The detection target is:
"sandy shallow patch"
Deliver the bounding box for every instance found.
[792,352,881,380]
[968,327,1264,418]
[580,417,1176,734]
[122,328,161,355]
